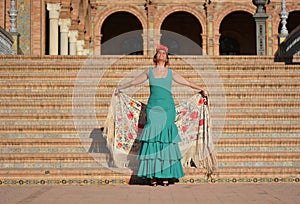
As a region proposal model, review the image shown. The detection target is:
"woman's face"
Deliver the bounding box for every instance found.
[157,50,167,61]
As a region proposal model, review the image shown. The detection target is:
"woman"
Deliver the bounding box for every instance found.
[115,45,207,186]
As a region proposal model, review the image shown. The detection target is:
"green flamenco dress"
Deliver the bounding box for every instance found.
[137,68,184,179]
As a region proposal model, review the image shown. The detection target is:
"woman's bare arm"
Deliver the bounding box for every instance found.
[172,70,208,96]
[116,69,149,92]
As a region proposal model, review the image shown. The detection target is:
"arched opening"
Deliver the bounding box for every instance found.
[219,11,256,55]
[101,12,143,55]
[161,11,203,55]
[220,37,240,55]
[45,5,50,55]
[278,10,300,35]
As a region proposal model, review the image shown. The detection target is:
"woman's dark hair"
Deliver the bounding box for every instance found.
[153,52,169,67]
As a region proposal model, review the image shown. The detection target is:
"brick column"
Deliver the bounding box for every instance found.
[94,34,102,55]
[142,30,148,56]
[201,34,207,55]
[206,6,216,56]
[76,40,84,55]
[146,3,156,56]
[214,34,221,56]
[47,3,61,55]
[68,30,78,55]
[59,18,71,55]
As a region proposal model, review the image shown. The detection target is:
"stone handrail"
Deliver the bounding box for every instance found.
[0,26,13,55]
[276,25,300,63]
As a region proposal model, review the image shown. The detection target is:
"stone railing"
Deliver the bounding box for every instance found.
[0,27,13,55]
[276,25,300,63]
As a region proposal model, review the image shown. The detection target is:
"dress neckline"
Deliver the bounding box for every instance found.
[151,68,169,79]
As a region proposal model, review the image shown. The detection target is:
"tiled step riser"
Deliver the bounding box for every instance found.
[0,62,294,67]
[2,83,300,89]
[0,95,299,103]
[1,115,299,121]
[1,146,300,154]
[0,173,297,181]
[2,75,300,84]
[0,162,299,169]
[1,127,299,133]
[0,123,299,130]
[2,138,299,145]
[2,153,298,162]
[1,119,299,126]
[1,100,300,108]
[1,132,298,139]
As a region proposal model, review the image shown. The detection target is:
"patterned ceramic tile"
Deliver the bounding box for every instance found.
[17,0,31,55]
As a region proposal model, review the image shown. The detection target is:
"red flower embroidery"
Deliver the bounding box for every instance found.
[182,125,188,133]
[180,108,188,117]
[198,98,204,106]
[190,135,195,140]
[127,112,134,120]
[117,143,122,148]
[199,119,204,126]
[127,133,134,140]
[117,118,122,122]
[134,124,138,132]
[190,111,198,121]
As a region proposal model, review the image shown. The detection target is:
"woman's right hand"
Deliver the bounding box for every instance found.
[114,88,121,95]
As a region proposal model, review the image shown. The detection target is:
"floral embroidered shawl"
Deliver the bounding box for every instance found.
[103,92,217,177]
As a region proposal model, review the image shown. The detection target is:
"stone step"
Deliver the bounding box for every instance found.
[0,63,296,69]
[1,57,280,64]
[0,118,299,127]
[0,92,299,98]
[0,120,298,129]
[0,167,299,181]
[1,79,300,85]
[1,145,299,154]
[0,151,299,161]
[0,133,80,138]
[0,162,298,171]
[185,167,300,178]
[0,132,298,139]
[6,71,297,77]
[0,99,299,106]
[217,132,299,138]
[0,138,299,153]
[1,138,299,146]
[0,55,297,65]
[1,125,298,134]
[1,112,299,120]
[1,85,299,92]
[0,143,300,154]
[0,57,293,67]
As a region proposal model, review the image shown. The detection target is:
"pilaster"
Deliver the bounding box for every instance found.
[59,18,71,55]
[68,29,78,55]
[47,3,61,55]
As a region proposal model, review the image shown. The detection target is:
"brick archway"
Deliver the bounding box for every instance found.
[93,6,147,54]
[155,5,206,54]
[155,5,206,34]
[213,4,256,55]
[214,4,256,32]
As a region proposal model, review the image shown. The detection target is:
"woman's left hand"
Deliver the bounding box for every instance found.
[199,89,208,97]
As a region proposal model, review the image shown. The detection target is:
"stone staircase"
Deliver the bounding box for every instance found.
[0,55,299,185]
